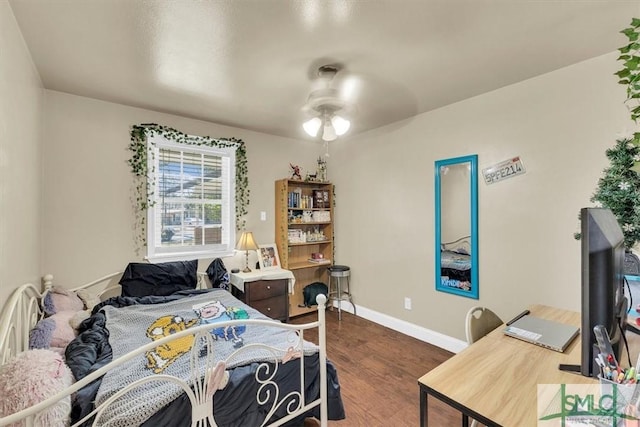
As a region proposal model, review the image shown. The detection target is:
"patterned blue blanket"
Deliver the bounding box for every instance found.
[94,289,317,427]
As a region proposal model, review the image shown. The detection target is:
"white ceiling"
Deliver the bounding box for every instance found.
[9,0,640,140]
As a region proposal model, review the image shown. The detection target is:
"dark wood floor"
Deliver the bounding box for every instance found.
[290,310,461,426]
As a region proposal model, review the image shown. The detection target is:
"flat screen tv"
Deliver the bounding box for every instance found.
[580,207,628,377]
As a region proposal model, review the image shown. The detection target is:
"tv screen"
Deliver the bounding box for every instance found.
[580,207,627,377]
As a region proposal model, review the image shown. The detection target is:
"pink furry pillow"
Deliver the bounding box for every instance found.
[0,349,74,426]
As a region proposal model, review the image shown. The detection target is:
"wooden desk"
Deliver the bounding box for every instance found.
[418,305,598,427]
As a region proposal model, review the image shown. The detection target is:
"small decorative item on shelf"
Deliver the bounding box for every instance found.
[312,211,330,222]
[308,256,331,264]
[290,163,302,180]
[313,190,325,208]
[299,227,325,242]
[288,229,306,243]
[317,157,327,182]
[302,210,313,223]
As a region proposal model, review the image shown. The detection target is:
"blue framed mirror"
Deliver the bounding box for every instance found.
[435,154,479,299]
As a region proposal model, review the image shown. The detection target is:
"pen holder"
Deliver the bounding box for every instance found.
[598,375,639,413]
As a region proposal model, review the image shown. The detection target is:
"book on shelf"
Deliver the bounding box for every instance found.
[308,258,331,264]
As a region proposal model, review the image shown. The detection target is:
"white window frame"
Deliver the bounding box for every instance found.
[146,135,236,262]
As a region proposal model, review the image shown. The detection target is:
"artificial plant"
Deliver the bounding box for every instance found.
[589,135,640,249]
[128,123,249,248]
[579,18,640,250]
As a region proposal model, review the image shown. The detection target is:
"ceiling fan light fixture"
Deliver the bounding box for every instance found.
[331,114,350,135]
[303,117,322,137]
[302,64,354,142]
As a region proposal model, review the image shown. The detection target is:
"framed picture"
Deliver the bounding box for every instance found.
[258,243,281,270]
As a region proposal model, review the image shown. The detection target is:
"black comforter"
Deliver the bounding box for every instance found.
[65,290,345,426]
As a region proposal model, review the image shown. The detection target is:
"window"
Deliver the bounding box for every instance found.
[146,135,236,261]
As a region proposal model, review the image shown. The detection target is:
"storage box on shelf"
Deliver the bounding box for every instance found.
[275,179,334,317]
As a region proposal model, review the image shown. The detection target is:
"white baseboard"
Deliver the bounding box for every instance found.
[332,300,467,354]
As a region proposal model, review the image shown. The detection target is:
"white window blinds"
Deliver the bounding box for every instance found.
[146,136,235,261]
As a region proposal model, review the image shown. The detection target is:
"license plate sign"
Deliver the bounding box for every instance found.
[482,157,526,185]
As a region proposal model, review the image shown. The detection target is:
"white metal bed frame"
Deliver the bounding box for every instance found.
[0,273,328,427]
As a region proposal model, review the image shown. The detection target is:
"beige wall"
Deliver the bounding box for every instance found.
[4,0,635,346]
[329,51,631,341]
[0,2,43,304]
[41,91,325,286]
[40,52,633,343]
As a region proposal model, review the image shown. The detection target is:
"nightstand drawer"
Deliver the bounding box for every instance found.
[246,279,287,300]
[251,296,287,320]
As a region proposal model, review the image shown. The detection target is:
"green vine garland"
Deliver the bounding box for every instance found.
[128,123,249,248]
[616,18,640,124]
[616,18,640,170]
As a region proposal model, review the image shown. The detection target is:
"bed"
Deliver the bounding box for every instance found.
[440,236,472,291]
[0,265,345,427]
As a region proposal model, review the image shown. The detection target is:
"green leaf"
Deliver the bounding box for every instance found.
[616,68,631,78]
[622,27,639,38]
[626,59,639,70]
[632,17,640,28]
[623,27,634,35]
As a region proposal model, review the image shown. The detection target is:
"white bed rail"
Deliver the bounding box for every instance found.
[0,277,328,427]
[0,283,43,365]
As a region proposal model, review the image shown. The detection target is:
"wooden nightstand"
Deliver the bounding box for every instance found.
[229,270,293,322]
[242,279,289,321]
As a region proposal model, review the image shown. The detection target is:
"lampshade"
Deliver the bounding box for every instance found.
[322,121,337,142]
[303,113,350,141]
[331,115,350,135]
[236,231,258,272]
[302,117,322,137]
[236,231,258,250]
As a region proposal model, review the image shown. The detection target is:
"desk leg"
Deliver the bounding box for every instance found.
[462,414,469,427]
[420,386,427,427]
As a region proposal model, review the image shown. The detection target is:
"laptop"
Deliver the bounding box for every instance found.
[503,315,579,352]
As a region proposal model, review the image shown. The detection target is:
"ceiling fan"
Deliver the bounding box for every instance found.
[302,65,352,141]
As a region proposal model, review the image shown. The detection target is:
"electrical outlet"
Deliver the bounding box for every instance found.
[260,211,267,221]
[404,297,412,310]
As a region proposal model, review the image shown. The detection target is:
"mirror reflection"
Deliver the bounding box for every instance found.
[435,155,478,299]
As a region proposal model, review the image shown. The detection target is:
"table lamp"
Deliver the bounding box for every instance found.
[236,231,258,272]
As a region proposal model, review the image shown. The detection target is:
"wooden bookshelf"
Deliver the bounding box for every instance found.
[275,179,333,317]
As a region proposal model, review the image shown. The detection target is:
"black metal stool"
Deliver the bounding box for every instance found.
[327,265,355,320]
